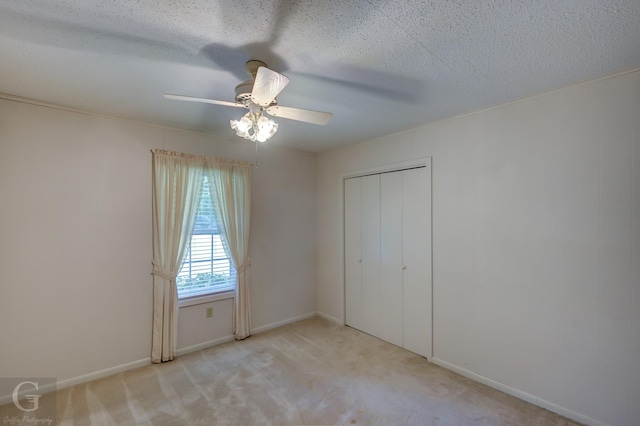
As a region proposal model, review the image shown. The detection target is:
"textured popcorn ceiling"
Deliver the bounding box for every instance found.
[1,0,639,152]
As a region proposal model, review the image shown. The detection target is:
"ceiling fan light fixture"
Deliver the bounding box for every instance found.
[230,111,278,143]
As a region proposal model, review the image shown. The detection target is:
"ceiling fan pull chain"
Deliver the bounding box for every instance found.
[255,139,259,169]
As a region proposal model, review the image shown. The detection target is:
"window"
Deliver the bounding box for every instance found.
[177,176,235,299]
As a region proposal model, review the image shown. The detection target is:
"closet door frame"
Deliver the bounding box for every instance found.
[340,158,433,359]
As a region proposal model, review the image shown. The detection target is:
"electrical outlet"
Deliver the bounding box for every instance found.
[206,307,213,318]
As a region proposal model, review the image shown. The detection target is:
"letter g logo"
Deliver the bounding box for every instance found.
[12,381,41,412]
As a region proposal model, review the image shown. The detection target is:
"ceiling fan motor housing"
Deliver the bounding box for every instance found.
[234,60,277,106]
[234,80,255,103]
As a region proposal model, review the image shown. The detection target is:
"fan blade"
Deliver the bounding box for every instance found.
[163,93,245,108]
[251,67,290,107]
[266,105,333,125]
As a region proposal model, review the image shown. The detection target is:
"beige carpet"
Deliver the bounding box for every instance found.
[2,317,582,425]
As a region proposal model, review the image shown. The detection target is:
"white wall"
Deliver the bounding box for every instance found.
[316,68,640,426]
[0,99,317,395]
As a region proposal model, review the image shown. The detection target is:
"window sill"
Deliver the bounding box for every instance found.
[178,290,235,308]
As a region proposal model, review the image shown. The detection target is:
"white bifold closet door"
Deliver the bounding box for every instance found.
[401,167,431,357]
[344,177,364,332]
[344,165,432,358]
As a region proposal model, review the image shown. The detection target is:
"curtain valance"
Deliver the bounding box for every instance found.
[151,149,252,168]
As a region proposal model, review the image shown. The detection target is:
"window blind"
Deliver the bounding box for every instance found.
[177,176,235,298]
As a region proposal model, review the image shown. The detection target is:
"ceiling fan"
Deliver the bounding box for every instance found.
[164,60,333,142]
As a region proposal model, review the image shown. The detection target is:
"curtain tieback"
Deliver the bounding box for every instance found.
[238,258,251,273]
[151,266,177,281]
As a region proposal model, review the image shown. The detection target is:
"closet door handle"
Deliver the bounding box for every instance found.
[402,265,407,270]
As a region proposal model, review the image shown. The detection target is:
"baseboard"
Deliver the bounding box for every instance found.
[430,357,609,426]
[3,339,236,404]
[252,312,318,335]
[316,311,343,325]
[0,357,150,406]
[176,334,235,357]
[1,312,326,407]
[178,312,320,354]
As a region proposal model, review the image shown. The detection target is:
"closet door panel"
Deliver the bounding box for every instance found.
[344,177,363,330]
[402,167,432,358]
[380,171,404,346]
[361,174,381,336]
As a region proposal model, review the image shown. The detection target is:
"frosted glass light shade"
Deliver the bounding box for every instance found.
[230,116,253,138]
[256,116,278,142]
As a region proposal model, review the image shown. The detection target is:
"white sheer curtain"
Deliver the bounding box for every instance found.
[150,149,203,363]
[207,164,252,340]
[150,149,253,360]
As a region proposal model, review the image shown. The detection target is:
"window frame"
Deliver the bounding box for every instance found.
[178,289,234,308]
